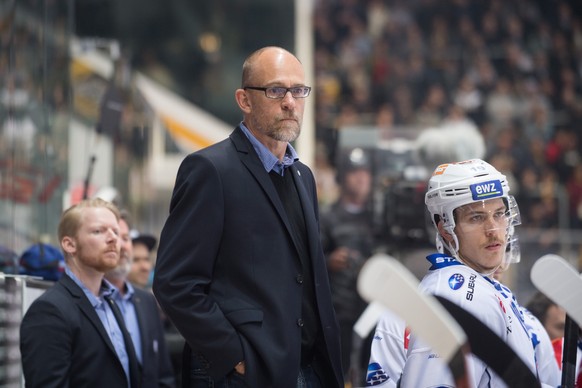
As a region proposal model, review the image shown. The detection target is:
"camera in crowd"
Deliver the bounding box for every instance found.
[335,119,485,251]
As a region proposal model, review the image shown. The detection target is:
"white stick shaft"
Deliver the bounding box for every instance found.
[530,254,582,328]
[358,254,467,363]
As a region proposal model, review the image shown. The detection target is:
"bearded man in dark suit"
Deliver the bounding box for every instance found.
[153,46,343,388]
[20,198,138,387]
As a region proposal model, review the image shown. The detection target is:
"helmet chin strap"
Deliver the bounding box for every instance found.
[438,226,459,257]
[437,226,466,264]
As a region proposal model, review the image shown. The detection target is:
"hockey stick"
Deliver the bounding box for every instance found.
[353,301,386,339]
[358,253,541,388]
[530,254,582,328]
[358,254,469,387]
[560,315,579,388]
[434,296,541,388]
[530,254,582,388]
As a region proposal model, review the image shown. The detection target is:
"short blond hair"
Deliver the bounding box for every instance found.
[58,198,120,244]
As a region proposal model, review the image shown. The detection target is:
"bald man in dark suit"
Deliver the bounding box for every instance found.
[153,46,343,388]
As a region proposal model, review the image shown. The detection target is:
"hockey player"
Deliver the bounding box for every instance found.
[492,272,560,386]
[521,306,561,386]
[397,159,550,387]
[365,307,407,386]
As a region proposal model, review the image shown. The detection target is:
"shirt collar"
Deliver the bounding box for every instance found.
[114,281,136,302]
[426,253,463,270]
[239,122,299,174]
[65,265,117,307]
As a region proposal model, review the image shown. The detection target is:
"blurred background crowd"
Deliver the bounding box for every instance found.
[312,0,582,229]
[310,0,582,297]
[2,0,582,312]
[1,0,582,384]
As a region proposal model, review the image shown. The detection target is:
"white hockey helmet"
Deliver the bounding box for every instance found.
[425,159,521,263]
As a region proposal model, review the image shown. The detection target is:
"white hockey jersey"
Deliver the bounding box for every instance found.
[400,253,538,388]
[366,308,408,386]
[522,308,561,387]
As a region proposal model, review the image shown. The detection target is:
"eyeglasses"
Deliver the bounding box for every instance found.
[244,86,311,99]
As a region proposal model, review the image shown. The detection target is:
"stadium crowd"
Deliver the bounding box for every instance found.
[312,0,582,240]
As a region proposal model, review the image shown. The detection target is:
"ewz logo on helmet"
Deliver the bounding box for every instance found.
[470,180,503,200]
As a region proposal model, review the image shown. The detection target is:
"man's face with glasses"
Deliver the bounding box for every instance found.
[237,50,309,145]
[243,86,311,99]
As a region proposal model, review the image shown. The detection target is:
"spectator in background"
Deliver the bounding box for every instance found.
[128,229,157,289]
[311,0,582,242]
[453,75,484,124]
[546,128,581,184]
[313,141,340,207]
[566,164,582,229]
[374,102,396,130]
[105,211,176,388]
[126,227,185,387]
[524,291,582,385]
[494,275,561,385]
[320,147,378,385]
[526,291,567,352]
[485,78,519,129]
[414,83,448,128]
[0,245,18,274]
[20,198,134,387]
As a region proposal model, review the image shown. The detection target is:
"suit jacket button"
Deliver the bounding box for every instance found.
[297,318,304,327]
[296,274,304,284]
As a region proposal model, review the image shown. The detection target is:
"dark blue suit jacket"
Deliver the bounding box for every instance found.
[153,127,343,388]
[20,274,129,388]
[132,287,176,387]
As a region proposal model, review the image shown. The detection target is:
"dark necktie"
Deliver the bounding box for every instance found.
[104,295,141,388]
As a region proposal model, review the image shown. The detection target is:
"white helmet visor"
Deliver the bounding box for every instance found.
[452,196,521,271]
[454,198,511,236]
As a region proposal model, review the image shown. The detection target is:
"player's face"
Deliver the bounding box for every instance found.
[454,198,509,274]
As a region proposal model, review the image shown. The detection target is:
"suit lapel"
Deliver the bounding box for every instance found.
[230,127,295,236]
[61,275,121,357]
[131,291,149,359]
[290,164,320,266]
[231,128,318,265]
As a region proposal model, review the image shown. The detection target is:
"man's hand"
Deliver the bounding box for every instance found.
[234,361,245,375]
[327,247,352,272]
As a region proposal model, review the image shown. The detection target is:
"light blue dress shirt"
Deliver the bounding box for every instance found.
[64,266,132,386]
[109,281,143,363]
[239,122,299,175]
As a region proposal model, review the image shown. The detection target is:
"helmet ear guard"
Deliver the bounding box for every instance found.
[502,196,522,266]
[434,215,459,254]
